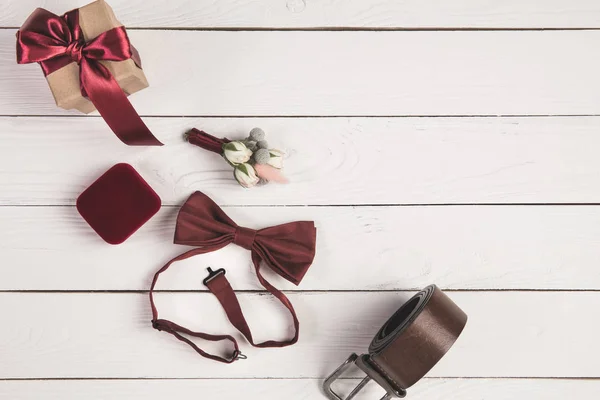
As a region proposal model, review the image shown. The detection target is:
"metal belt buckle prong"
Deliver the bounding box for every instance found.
[323,353,407,400]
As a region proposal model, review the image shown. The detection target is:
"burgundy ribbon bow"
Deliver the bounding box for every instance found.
[149,191,317,363]
[16,8,162,146]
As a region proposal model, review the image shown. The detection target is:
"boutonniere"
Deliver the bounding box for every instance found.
[185,128,289,188]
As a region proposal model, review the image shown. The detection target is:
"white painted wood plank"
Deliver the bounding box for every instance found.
[2,116,600,205]
[2,205,600,291]
[3,0,600,28]
[0,292,598,378]
[0,379,598,400]
[3,30,600,116]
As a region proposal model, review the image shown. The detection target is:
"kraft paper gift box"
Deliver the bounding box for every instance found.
[24,0,148,114]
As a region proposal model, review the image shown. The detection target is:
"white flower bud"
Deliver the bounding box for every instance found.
[267,149,284,169]
[222,141,252,165]
[234,163,260,188]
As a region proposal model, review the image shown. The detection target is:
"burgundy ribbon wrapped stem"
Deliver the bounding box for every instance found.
[16,8,162,146]
[150,191,317,363]
[186,128,230,154]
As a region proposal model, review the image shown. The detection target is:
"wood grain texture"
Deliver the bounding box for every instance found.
[2,205,600,291]
[4,30,600,116]
[2,116,600,206]
[0,379,598,400]
[0,291,599,378]
[3,0,600,28]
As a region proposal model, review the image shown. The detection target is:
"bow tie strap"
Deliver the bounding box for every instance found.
[149,246,242,364]
[205,252,299,348]
[149,246,299,363]
[151,319,245,364]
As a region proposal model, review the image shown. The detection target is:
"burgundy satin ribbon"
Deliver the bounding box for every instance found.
[16,8,162,146]
[150,191,317,363]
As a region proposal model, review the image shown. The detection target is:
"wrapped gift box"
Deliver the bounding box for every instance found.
[23,0,148,114]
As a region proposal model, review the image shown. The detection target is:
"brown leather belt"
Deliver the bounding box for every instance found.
[323,285,467,399]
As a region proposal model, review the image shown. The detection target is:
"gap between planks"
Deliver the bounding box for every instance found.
[3,114,600,118]
[4,203,600,207]
[1,289,600,293]
[4,26,600,31]
[1,376,600,381]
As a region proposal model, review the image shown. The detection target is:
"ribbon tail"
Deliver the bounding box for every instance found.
[79,58,163,146]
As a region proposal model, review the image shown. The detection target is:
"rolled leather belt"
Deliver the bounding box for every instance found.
[323,285,467,400]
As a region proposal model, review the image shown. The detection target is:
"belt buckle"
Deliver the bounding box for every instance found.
[323,353,407,400]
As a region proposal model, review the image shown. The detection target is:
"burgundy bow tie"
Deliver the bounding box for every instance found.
[149,191,317,363]
[174,191,316,285]
[16,8,161,146]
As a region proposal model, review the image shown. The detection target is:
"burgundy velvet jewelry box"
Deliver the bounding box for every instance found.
[76,163,161,244]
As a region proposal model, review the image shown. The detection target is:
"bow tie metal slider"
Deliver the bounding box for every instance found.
[203,267,226,286]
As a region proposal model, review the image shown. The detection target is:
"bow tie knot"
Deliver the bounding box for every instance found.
[66,39,85,64]
[234,226,257,250]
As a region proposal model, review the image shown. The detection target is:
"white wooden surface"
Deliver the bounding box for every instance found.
[2,292,599,378]
[3,116,600,205]
[4,30,600,116]
[3,379,599,400]
[3,0,600,28]
[1,0,599,398]
[3,206,600,290]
